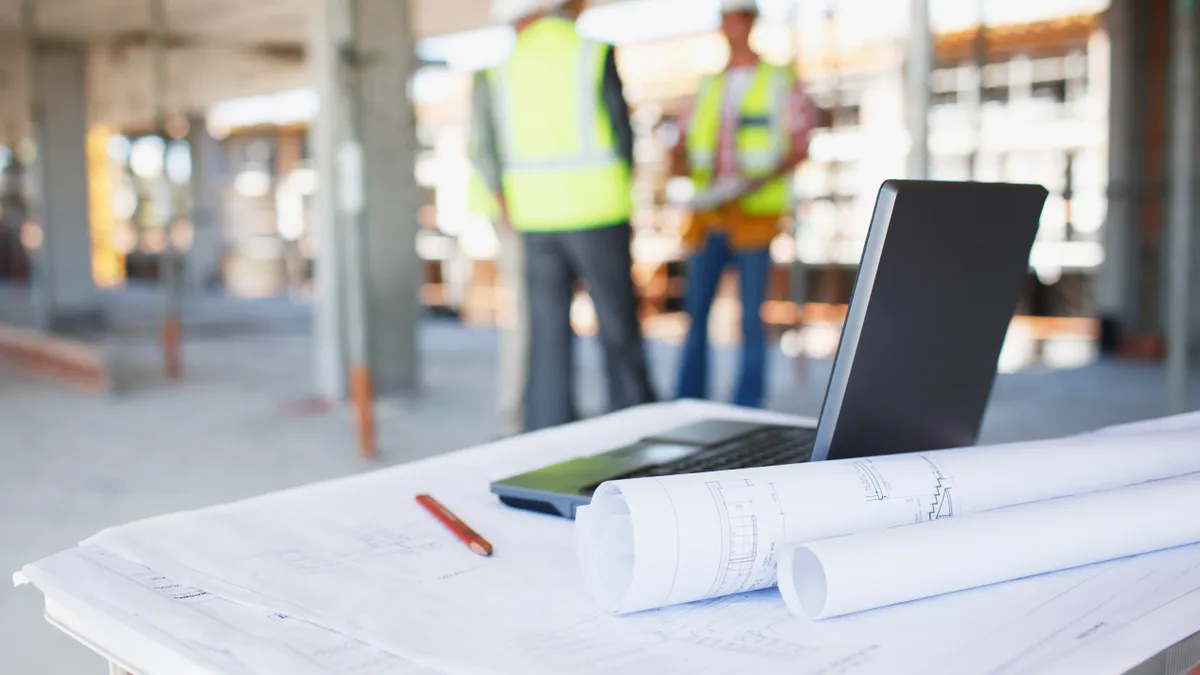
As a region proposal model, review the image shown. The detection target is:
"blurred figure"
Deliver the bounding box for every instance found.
[467,162,527,438]
[673,0,815,409]
[472,0,657,432]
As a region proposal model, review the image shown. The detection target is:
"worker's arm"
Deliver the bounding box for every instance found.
[469,71,509,224]
[669,107,692,178]
[600,47,635,169]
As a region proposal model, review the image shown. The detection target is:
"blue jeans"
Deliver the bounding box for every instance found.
[676,232,771,408]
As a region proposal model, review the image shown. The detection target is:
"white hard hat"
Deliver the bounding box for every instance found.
[491,0,566,24]
[719,0,760,13]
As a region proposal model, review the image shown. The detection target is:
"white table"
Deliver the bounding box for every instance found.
[15,401,1200,675]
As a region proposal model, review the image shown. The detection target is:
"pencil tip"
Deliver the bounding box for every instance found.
[471,542,493,557]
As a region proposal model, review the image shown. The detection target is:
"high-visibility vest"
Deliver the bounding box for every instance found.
[466,168,501,220]
[486,17,633,232]
[686,62,795,217]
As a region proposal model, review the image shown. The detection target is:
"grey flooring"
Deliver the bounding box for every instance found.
[2,288,1198,673]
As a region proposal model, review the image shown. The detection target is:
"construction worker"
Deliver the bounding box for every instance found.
[472,0,657,432]
[674,0,815,409]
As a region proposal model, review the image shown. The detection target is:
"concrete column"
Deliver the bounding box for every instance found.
[186,115,226,291]
[967,6,986,181]
[1097,0,1139,351]
[1098,0,1173,358]
[905,0,932,180]
[1144,0,1173,347]
[310,0,348,397]
[309,0,423,398]
[1166,0,1197,413]
[27,42,102,332]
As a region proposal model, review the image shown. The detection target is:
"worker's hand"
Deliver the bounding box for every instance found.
[495,193,514,233]
[497,214,515,234]
[669,141,691,178]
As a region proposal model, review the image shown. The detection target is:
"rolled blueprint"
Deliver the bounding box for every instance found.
[778,472,1200,619]
[677,176,753,211]
[575,427,1200,614]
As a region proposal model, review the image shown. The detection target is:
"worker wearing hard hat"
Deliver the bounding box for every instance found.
[472,0,657,432]
[674,0,815,409]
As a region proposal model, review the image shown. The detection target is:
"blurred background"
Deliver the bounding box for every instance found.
[2,0,1199,670]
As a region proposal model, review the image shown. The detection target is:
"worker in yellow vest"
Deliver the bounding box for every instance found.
[674,0,815,409]
[472,0,657,432]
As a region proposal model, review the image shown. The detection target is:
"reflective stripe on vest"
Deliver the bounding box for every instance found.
[487,18,632,231]
[687,63,794,217]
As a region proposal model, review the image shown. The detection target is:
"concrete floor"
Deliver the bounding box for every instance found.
[2,290,1198,674]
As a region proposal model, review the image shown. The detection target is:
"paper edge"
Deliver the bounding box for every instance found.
[777,542,811,618]
[575,486,634,614]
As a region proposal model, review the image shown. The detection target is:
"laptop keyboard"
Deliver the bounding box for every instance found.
[618,425,818,480]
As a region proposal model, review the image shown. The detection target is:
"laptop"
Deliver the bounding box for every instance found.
[491,180,1048,518]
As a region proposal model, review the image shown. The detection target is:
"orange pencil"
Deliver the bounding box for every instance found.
[415,494,494,557]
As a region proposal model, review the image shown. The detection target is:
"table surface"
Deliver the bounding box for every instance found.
[16,400,1200,675]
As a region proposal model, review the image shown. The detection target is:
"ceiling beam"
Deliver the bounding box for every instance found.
[106,29,305,63]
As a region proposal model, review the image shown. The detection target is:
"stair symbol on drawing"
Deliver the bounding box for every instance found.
[928,482,953,521]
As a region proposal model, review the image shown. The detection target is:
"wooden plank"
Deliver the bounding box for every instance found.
[0,324,111,394]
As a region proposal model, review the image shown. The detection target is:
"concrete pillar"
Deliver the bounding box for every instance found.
[310,0,347,397]
[186,115,226,291]
[905,0,932,180]
[1166,0,1197,413]
[309,0,423,398]
[967,7,986,181]
[1141,0,1172,349]
[27,42,102,332]
[1098,0,1172,358]
[1097,0,1138,352]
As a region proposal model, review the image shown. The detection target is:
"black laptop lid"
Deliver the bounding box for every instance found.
[811,180,1048,462]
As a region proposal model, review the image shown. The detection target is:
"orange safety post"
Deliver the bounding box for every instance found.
[349,364,377,459]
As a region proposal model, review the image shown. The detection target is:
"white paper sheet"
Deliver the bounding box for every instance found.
[19,545,439,675]
[1089,411,1200,437]
[576,427,1200,614]
[19,403,1200,675]
[778,473,1200,619]
[79,402,802,675]
[76,517,1200,675]
[681,177,754,211]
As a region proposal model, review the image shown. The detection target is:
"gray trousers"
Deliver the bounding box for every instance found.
[496,228,528,437]
[523,222,657,431]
